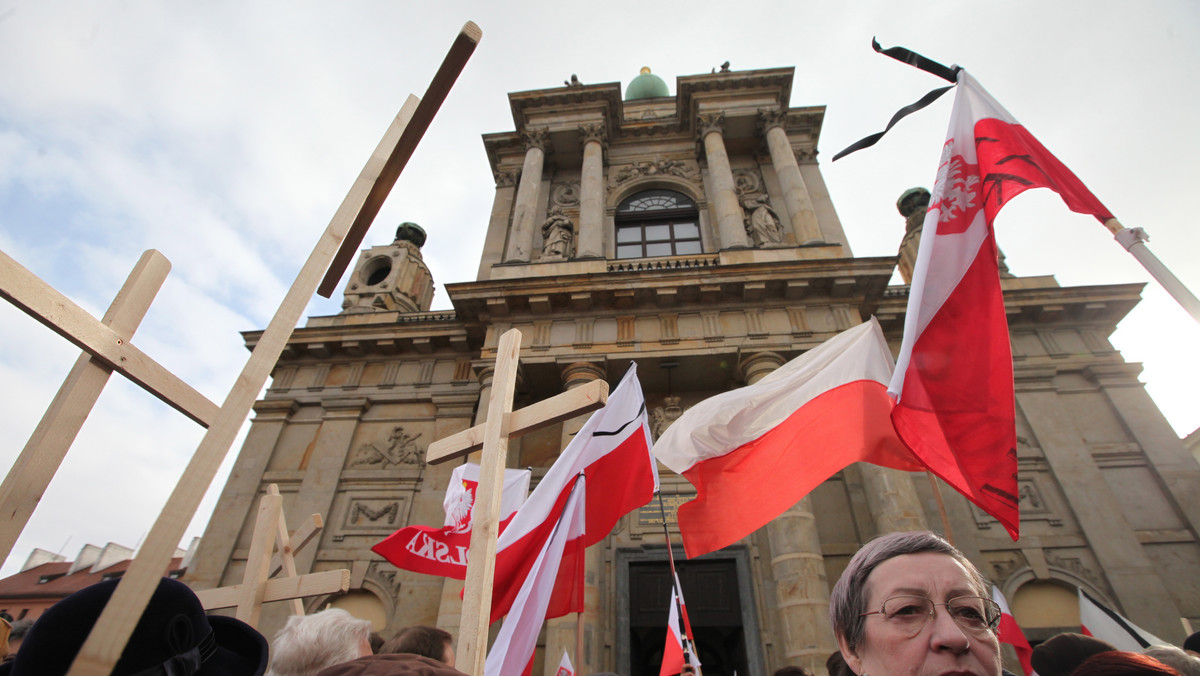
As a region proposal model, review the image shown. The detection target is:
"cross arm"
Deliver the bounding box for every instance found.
[426,378,608,464]
[194,569,350,610]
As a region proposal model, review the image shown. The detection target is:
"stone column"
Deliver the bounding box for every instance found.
[186,399,297,590]
[577,123,606,260]
[698,113,750,250]
[742,351,835,675]
[760,110,824,244]
[504,129,550,263]
[545,361,608,676]
[859,466,929,534]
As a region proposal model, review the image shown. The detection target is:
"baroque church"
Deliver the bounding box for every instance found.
[186,65,1200,676]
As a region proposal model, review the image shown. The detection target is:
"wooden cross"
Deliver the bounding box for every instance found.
[0,21,482,676]
[425,328,609,676]
[193,485,348,626]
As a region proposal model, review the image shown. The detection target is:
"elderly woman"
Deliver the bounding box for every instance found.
[829,531,1003,676]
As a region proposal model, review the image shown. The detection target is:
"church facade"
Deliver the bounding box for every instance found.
[186,66,1200,676]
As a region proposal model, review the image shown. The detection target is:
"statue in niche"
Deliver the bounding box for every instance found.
[743,194,785,247]
[541,207,575,260]
[351,426,423,468]
[651,395,685,440]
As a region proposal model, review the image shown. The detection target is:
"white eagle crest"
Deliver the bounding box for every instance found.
[932,142,980,226]
[446,481,475,533]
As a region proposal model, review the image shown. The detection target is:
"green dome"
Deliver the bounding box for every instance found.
[625,67,669,100]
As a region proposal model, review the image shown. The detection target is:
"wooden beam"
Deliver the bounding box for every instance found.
[67,59,437,676]
[426,378,608,464]
[0,250,170,567]
[268,514,323,578]
[235,490,281,626]
[195,569,350,610]
[0,248,219,427]
[317,21,482,297]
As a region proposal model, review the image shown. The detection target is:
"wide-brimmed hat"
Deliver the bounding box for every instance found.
[0,576,267,676]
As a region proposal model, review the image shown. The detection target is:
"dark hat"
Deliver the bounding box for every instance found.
[1184,630,1200,654]
[0,576,267,676]
[1030,632,1117,676]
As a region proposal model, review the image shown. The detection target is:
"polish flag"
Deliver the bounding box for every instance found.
[489,364,658,621]
[554,651,575,676]
[890,70,1115,540]
[652,318,922,557]
[484,477,586,676]
[1079,588,1167,652]
[992,587,1035,676]
[659,586,700,676]
[371,463,530,578]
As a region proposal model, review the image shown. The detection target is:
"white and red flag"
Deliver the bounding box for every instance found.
[554,651,575,676]
[1079,588,1167,652]
[889,70,1115,539]
[484,477,586,676]
[992,587,1035,676]
[488,364,658,621]
[371,463,530,577]
[659,586,700,676]
[652,319,921,557]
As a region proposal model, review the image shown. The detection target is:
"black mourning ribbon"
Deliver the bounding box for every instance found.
[831,39,962,162]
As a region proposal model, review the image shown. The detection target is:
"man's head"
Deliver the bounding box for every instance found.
[267,609,373,676]
[381,626,454,667]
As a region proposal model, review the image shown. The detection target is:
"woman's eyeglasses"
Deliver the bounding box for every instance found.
[860,595,1002,637]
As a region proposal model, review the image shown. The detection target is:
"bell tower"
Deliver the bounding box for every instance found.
[341,222,435,313]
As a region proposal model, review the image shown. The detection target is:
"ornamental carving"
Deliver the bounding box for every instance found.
[610,159,699,186]
[758,109,787,133]
[1045,551,1104,590]
[350,426,424,468]
[494,169,519,187]
[733,168,764,195]
[552,182,580,207]
[370,561,405,595]
[697,112,725,137]
[579,122,607,147]
[348,501,399,526]
[522,128,550,152]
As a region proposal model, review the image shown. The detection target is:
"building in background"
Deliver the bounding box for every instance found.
[186,65,1200,676]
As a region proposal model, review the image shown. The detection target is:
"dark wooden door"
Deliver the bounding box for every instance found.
[628,560,748,676]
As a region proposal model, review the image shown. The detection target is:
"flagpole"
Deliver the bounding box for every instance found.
[925,471,956,546]
[657,491,692,667]
[1106,219,1200,325]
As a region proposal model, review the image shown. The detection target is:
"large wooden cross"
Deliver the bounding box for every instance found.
[193,484,349,626]
[425,328,609,676]
[0,21,482,676]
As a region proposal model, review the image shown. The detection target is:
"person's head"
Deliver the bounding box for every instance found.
[829,531,1000,676]
[267,609,373,676]
[773,667,813,676]
[381,625,455,667]
[1030,632,1117,676]
[1070,650,1178,676]
[0,577,266,676]
[1185,631,1200,658]
[826,649,853,676]
[1145,646,1200,676]
[6,619,32,655]
[367,633,384,655]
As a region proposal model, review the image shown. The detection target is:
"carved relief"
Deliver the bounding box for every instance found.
[651,396,686,440]
[758,109,787,133]
[350,426,424,468]
[551,182,581,207]
[610,159,699,186]
[494,169,519,187]
[579,122,607,147]
[348,500,399,527]
[1045,551,1104,590]
[985,550,1026,583]
[370,560,405,596]
[697,112,725,137]
[742,194,785,247]
[733,168,764,196]
[522,128,550,152]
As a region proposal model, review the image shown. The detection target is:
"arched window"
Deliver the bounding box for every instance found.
[614,189,701,259]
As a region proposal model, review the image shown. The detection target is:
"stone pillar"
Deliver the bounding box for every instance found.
[1017,381,1183,642]
[698,113,750,250]
[545,361,608,676]
[186,399,297,590]
[742,351,835,675]
[504,129,550,263]
[859,466,929,534]
[577,123,606,260]
[760,110,824,244]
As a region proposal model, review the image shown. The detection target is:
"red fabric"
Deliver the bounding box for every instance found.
[998,610,1035,676]
[659,625,685,676]
[581,428,657,547]
[678,380,920,557]
[890,225,1019,538]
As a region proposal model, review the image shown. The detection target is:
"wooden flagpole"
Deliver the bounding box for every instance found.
[63,22,482,675]
[926,471,956,546]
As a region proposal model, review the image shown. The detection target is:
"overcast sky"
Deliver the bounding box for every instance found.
[1,1,1197,577]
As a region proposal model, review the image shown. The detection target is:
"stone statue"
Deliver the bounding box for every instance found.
[743,195,785,247]
[541,207,575,260]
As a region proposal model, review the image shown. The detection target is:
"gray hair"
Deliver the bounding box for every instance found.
[1145,646,1200,676]
[267,608,373,676]
[829,531,990,654]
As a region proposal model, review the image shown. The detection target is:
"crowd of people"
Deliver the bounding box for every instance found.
[2,531,1197,675]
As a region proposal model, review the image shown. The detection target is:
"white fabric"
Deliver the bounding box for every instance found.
[442,463,530,529]
[1078,588,1169,652]
[652,318,894,473]
[555,650,574,676]
[484,480,587,676]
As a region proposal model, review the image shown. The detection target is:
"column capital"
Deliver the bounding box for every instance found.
[579,122,607,149]
[560,361,607,390]
[757,108,787,134]
[493,168,519,188]
[522,128,550,152]
[739,350,786,384]
[697,112,725,139]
